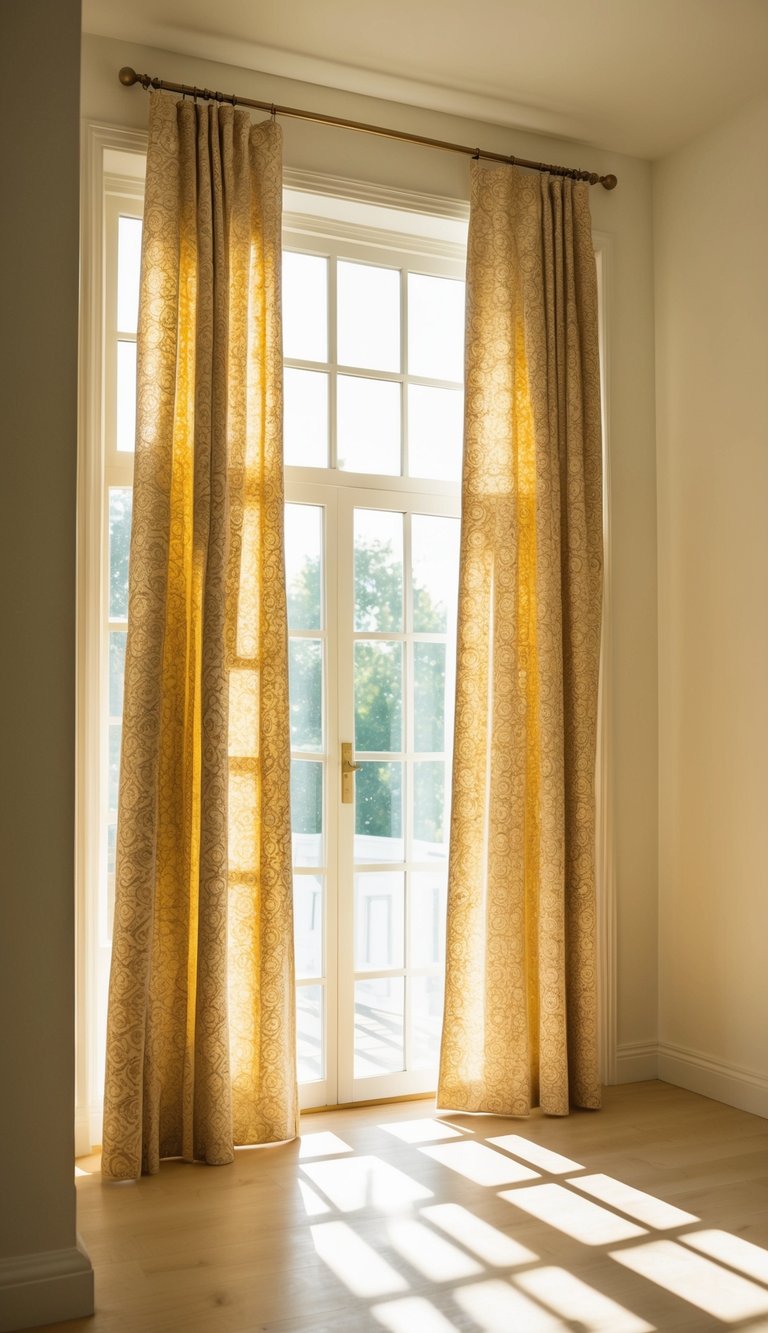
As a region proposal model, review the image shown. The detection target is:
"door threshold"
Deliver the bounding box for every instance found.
[301,1090,436,1115]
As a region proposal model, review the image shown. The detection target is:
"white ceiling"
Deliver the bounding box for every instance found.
[83,0,768,158]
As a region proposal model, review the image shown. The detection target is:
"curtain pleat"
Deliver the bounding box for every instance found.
[437,163,603,1117]
[102,94,297,1180]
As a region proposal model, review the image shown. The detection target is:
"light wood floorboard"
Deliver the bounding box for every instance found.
[26,1081,768,1332]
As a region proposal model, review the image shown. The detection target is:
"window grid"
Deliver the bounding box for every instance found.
[283,249,465,481]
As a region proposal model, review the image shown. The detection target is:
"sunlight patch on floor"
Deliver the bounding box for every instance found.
[380,1118,463,1144]
[420,1140,539,1186]
[371,1295,459,1331]
[386,1217,482,1281]
[310,1220,408,1299]
[299,1131,353,1158]
[500,1183,647,1245]
[516,1265,655,1332]
[297,1178,332,1216]
[453,1278,569,1331]
[301,1154,433,1212]
[420,1202,538,1267]
[681,1228,768,1283]
[610,1239,768,1321]
[568,1173,698,1228]
[487,1134,584,1174]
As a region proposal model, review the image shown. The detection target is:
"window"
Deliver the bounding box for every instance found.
[78,138,612,1130]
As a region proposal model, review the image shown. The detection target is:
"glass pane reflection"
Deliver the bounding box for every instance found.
[355,872,404,970]
[297,984,324,1083]
[355,977,404,1077]
[355,762,403,862]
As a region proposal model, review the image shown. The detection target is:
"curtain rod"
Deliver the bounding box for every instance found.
[118,67,618,191]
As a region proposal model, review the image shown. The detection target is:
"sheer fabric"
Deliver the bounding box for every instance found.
[438,163,603,1117]
[102,94,297,1179]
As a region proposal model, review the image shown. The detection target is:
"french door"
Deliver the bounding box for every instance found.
[286,480,460,1108]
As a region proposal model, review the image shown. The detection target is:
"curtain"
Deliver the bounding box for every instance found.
[102,94,298,1180]
[438,163,603,1117]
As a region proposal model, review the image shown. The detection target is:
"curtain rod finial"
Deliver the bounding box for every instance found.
[119,66,138,87]
[601,174,618,191]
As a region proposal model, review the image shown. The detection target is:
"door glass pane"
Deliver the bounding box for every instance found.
[285,503,323,631]
[338,375,401,475]
[117,215,142,334]
[284,368,329,468]
[116,340,137,452]
[355,762,403,862]
[413,761,447,860]
[108,630,127,719]
[107,822,117,936]
[355,872,404,970]
[297,985,324,1083]
[108,722,121,817]
[412,515,460,634]
[108,488,132,620]
[338,260,400,372]
[294,875,323,980]
[410,975,445,1070]
[354,509,403,631]
[291,759,323,866]
[410,871,448,968]
[407,272,465,382]
[355,642,403,752]
[283,252,328,362]
[413,643,445,753]
[408,384,463,483]
[354,977,405,1077]
[289,639,323,751]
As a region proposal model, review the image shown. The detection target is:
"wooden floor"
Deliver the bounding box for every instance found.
[32,1081,768,1332]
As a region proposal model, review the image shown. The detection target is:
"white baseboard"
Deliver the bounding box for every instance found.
[658,1042,768,1119]
[0,1243,93,1332]
[614,1041,659,1083]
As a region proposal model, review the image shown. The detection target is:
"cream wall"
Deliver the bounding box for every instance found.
[82,30,660,1074]
[655,92,768,1115]
[0,3,94,1330]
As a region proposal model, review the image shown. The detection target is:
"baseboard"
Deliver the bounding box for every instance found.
[658,1041,768,1120]
[0,1243,93,1332]
[614,1040,659,1083]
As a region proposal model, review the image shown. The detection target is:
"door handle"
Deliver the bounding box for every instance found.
[341,741,362,804]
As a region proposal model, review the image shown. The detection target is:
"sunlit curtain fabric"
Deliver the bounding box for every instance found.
[438,163,603,1117]
[102,94,298,1180]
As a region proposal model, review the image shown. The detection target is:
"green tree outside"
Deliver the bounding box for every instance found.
[288,536,448,842]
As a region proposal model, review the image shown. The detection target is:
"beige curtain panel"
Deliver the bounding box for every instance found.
[102,94,298,1180]
[438,162,603,1118]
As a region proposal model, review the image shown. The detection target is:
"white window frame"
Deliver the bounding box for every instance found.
[76,124,147,1155]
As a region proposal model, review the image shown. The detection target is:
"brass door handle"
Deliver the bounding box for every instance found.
[341,742,362,804]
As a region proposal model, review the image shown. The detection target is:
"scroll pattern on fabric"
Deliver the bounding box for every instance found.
[437,163,603,1118]
[102,95,297,1180]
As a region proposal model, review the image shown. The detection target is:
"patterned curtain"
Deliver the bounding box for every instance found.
[102,94,298,1179]
[438,163,603,1117]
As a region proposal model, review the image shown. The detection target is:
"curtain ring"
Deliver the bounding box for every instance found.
[271,103,277,122]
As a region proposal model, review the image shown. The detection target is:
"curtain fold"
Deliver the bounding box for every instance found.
[102,94,298,1180]
[437,162,603,1118]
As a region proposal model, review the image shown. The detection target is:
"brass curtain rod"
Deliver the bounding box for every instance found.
[119,66,618,190]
